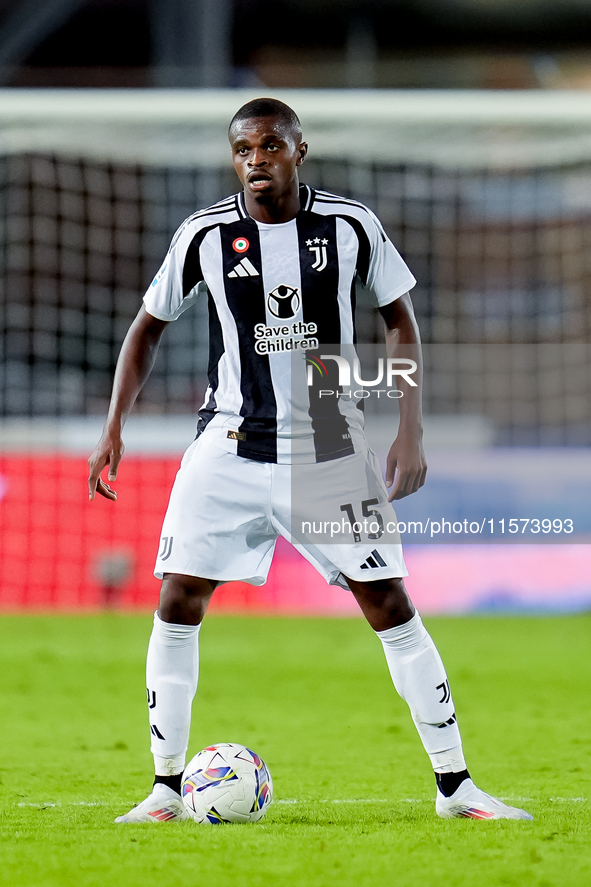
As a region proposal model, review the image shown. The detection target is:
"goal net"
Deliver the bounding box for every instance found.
[1,89,591,441]
[1,89,590,610]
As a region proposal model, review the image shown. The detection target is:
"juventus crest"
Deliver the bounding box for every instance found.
[159,536,173,561]
[306,238,328,272]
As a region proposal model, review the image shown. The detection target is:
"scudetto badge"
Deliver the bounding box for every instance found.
[232,237,249,253]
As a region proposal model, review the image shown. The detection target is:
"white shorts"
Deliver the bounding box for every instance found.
[154,430,407,588]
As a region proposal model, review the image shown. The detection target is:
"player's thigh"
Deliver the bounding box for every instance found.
[273,448,408,586]
[155,435,277,582]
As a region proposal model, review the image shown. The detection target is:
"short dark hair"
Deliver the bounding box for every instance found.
[229,98,302,140]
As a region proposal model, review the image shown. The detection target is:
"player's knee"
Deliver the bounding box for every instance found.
[348,576,414,630]
[376,577,412,613]
[351,575,407,601]
[158,574,216,624]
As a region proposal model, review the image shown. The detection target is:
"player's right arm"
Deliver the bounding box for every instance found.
[88,306,168,501]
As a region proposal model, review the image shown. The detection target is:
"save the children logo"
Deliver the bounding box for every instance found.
[267,285,301,319]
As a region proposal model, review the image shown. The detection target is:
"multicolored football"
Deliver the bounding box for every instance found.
[181,743,273,824]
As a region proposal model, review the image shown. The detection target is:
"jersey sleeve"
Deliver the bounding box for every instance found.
[143,221,205,321]
[364,212,416,307]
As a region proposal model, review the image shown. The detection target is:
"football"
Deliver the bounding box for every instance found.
[181,743,273,824]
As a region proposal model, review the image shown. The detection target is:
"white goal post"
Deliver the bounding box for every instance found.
[2,88,591,167]
[0,88,590,445]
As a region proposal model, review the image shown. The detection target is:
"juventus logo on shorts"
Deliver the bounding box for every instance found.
[159,536,173,561]
[306,238,329,272]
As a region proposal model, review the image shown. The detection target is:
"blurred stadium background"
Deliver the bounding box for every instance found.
[1,0,591,614]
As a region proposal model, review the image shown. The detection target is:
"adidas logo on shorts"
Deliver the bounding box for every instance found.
[359,549,387,570]
[228,257,259,278]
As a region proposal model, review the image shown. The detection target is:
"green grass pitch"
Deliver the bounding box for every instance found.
[0,613,589,887]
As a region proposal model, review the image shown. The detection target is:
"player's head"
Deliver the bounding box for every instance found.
[229,98,302,145]
[229,98,308,203]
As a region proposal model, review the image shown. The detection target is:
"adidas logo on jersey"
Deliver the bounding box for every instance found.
[228,257,259,278]
[359,549,387,570]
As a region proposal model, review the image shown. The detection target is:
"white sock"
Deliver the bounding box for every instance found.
[146,611,201,777]
[376,612,466,773]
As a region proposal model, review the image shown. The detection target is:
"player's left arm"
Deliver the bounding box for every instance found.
[378,293,427,501]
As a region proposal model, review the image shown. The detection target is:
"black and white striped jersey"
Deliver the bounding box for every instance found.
[143,184,416,464]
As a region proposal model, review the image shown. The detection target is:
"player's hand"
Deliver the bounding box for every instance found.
[385,430,427,501]
[88,429,125,501]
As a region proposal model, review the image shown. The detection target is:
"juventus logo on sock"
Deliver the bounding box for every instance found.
[147,688,156,709]
[228,257,259,278]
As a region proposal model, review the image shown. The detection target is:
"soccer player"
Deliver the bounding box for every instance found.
[88,98,532,822]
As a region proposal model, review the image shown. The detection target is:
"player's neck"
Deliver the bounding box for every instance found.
[243,184,301,224]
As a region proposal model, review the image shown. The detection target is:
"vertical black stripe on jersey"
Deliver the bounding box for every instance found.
[196,292,224,437]
[335,215,372,286]
[297,212,355,462]
[297,213,341,345]
[184,226,224,437]
[220,221,278,463]
[182,226,216,297]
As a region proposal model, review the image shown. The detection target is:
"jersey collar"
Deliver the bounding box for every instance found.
[237,184,313,222]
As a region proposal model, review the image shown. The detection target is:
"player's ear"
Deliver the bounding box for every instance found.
[297,142,308,166]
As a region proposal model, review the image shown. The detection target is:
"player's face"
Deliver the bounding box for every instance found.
[230,116,307,203]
